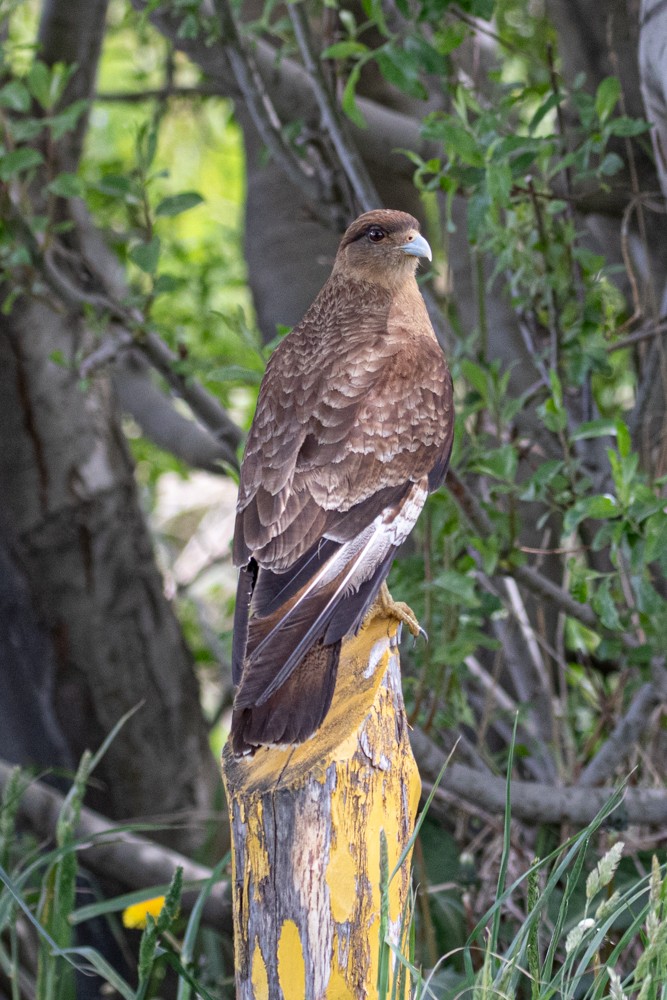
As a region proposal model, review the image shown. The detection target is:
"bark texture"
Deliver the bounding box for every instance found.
[222,610,420,1000]
[0,301,222,854]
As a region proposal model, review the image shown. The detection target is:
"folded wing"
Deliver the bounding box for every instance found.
[231,294,454,753]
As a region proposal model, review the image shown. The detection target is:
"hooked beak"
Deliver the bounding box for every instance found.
[399,232,432,261]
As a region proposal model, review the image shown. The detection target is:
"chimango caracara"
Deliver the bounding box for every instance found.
[231,209,454,755]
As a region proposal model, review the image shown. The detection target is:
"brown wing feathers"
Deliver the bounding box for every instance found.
[231,209,454,755]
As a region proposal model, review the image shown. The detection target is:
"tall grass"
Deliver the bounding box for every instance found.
[1,738,664,999]
[381,767,667,1000]
[0,716,232,999]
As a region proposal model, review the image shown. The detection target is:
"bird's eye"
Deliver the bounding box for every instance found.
[368,227,385,243]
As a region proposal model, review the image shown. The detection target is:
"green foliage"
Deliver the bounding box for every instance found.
[2,0,667,995]
[0,747,233,1000]
[379,761,667,1000]
[375,17,664,716]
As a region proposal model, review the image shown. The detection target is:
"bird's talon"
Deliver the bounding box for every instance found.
[375,581,425,642]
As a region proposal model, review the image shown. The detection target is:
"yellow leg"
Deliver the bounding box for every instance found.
[367,581,426,640]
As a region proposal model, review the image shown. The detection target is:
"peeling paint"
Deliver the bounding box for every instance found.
[250,936,269,1000]
[222,605,421,1000]
[277,920,306,1000]
[328,935,355,999]
[247,801,270,901]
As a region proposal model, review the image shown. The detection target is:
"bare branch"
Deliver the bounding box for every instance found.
[211,0,326,208]
[4,197,242,466]
[577,664,667,787]
[608,317,667,353]
[287,2,379,214]
[410,730,667,827]
[96,85,223,102]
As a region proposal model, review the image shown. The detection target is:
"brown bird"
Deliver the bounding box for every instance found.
[231,209,454,755]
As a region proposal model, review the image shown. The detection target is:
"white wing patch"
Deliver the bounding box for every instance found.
[246,480,429,704]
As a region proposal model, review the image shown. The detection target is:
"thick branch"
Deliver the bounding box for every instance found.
[38,0,110,170]
[5,201,242,466]
[132,0,438,181]
[0,760,232,930]
[409,730,667,827]
[96,85,223,102]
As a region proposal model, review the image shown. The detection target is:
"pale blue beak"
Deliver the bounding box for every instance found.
[399,232,432,261]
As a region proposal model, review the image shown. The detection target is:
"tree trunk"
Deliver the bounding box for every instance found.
[0,302,222,856]
[222,610,420,1000]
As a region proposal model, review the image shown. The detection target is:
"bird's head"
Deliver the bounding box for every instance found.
[333,209,432,288]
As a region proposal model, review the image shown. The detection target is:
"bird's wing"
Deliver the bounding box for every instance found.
[232,324,453,698]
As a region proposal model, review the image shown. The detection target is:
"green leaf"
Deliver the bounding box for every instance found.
[460,359,489,398]
[433,570,480,606]
[375,45,428,101]
[528,91,561,134]
[486,160,512,205]
[433,22,468,56]
[129,236,161,274]
[47,172,84,198]
[342,62,367,129]
[592,579,621,630]
[49,99,88,140]
[153,273,184,294]
[615,419,631,458]
[426,117,483,167]
[595,77,621,123]
[0,147,43,180]
[26,61,52,109]
[155,191,204,217]
[466,190,490,243]
[471,444,517,482]
[0,80,31,112]
[95,174,135,199]
[539,397,567,433]
[607,116,650,138]
[563,495,619,534]
[570,419,618,441]
[599,152,623,176]
[321,41,369,59]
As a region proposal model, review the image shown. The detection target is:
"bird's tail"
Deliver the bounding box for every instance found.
[231,638,341,755]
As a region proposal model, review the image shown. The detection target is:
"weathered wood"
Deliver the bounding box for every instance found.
[222,608,420,999]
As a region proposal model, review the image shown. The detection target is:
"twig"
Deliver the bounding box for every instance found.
[287,2,379,213]
[96,84,223,102]
[502,577,552,695]
[79,327,134,376]
[4,196,243,464]
[212,0,324,207]
[0,760,232,931]
[577,666,667,787]
[526,177,560,372]
[607,317,667,353]
[446,469,633,640]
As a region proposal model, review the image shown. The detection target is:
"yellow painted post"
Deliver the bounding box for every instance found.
[221,606,421,999]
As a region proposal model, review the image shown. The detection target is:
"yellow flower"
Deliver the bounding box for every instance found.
[122,895,166,929]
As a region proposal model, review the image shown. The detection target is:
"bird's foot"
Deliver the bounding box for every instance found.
[373,582,427,643]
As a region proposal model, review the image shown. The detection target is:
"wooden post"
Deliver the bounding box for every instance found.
[222,607,421,999]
